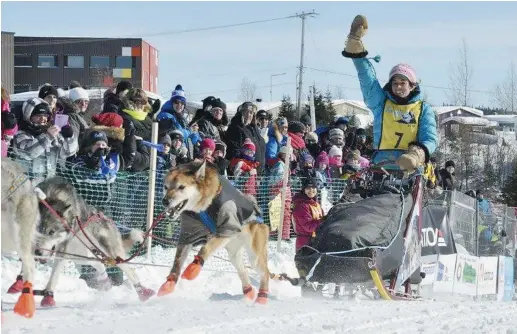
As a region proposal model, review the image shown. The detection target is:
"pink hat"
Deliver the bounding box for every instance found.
[389,63,418,84]
[200,138,216,151]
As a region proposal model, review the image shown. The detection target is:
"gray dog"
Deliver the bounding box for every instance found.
[34,176,155,306]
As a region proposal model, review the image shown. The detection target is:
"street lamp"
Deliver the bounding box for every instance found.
[270,72,286,102]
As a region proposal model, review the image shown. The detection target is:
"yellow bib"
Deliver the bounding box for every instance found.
[379,100,423,151]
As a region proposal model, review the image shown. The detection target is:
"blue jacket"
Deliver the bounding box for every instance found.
[157,100,200,145]
[352,58,438,164]
[265,126,287,161]
[478,198,492,215]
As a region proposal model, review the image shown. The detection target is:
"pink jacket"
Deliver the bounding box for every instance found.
[292,193,324,251]
[1,108,18,157]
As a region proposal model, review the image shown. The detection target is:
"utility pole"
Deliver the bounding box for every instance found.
[295,10,319,120]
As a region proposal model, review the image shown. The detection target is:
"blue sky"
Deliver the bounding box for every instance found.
[2,1,517,107]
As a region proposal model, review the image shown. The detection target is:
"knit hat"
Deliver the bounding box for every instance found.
[328,145,342,157]
[279,145,292,156]
[116,80,133,95]
[445,160,455,168]
[355,128,366,137]
[335,117,349,126]
[276,117,288,127]
[211,98,226,112]
[200,138,215,151]
[92,112,123,128]
[346,149,361,161]
[159,134,172,146]
[68,87,89,102]
[288,121,305,134]
[38,85,58,100]
[301,152,315,165]
[215,140,227,154]
[389,63,418,85]
[22,98,51,122]
[303,177,321,190]
[299,113,312,126]
[85,130,108,147]
[170,130,184,141]
[305,132,318,143]
[242,138,256,152]
[316,151,329,166]
[171,84,186,104]
[329,128,344,140]
[348,114,361,128]
[257,110,271,120]
[202,96,217,110]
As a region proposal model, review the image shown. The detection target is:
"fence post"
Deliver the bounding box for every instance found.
[474,199,479,257]
[145,117,160,261]
[502,205,508,256]
[276,137,292,253]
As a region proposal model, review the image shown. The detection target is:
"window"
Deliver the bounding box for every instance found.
[115,56,135,68]
[38,55,58,68]
[14,54,32,67]
[64,55,84,68]
[90,56,110,68]
[13,84,31,93]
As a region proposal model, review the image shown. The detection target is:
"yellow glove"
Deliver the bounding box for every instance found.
[396,145,426,174]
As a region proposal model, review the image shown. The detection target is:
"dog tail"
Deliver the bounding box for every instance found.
[121,229,145,255]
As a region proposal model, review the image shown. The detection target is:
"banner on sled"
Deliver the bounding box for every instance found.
[320,188,333,216]
[497,256,515,301]
[421,205,456,256]
[432,253,457,293]
[395,205,422,288]
[476,257,498,296]
[420,261,437,287]
[452,253,479,296]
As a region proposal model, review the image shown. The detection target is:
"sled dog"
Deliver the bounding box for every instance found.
[2,159,41,318]
[33,177,155,306]
[158,160,271,304]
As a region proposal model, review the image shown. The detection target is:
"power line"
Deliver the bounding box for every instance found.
[305,67,493,94]
[13,14,299,47]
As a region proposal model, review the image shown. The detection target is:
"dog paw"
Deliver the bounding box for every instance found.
[157,280,176,297]
[7,277,24,294]
[255,289,268,305]
[181,262,202,280]
[137,287,156,302]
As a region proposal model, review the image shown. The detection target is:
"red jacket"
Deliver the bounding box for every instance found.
[230,157,259,196]
[292,193,323,251]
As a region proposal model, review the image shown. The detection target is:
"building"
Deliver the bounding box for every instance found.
[1,31,15,94]
[483,114,517,132]
[9,35,158,94]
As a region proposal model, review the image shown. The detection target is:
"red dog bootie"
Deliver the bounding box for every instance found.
[13,282,35,318]
[243,285,256,301]
[158,274,177,297]
[41,290,56,307]
[7,275,24,294]
[181,256,204,281]
[255,289,268,305]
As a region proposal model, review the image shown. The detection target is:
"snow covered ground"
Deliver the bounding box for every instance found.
[2,243,517,334]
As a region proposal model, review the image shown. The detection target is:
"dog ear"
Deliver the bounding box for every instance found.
[195,160,206,181]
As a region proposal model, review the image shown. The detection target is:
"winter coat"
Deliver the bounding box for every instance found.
[225,111,266,174]
[266,126,287,163]
[190,108,229,141]
[292,193,324,251]
[439,168,455,190]
[230,157,259,196]
[102,92,124,114]
[352,58,438,164]
[157,100,194,142]
[12,129,78,182]
[58,97,89,144]
[119,104,153,172]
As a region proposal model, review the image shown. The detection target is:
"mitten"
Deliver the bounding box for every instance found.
[396,145,426,173]
[342,15,369,58]
[1,112,17,130]
[60,125,74,138]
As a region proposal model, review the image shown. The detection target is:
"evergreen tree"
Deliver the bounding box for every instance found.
[501,159,517,206]
[323,87,337,125]
[278,95,296,121]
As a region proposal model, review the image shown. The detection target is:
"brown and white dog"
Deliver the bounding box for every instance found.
[158,160,271,304]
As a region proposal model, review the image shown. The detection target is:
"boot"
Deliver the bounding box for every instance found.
[397,145,426,173]
[342,15,369,58]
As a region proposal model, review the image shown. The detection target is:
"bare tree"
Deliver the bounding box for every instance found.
[334,85,345,99]
[239,77,258,101]
[447,38,474,106]
[491,61,517,113]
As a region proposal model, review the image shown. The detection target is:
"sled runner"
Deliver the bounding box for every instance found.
[293,163,425,300]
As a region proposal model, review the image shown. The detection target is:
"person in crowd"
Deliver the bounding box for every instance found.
[342,14,438,173]
[439,160,456,190]
[292,177,324,251]
[12,98,77,183]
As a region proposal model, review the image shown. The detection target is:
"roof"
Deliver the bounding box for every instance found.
[440,116,492,126]
[483,115,517,123]
[332,99,370,111]
[433,106,484,117]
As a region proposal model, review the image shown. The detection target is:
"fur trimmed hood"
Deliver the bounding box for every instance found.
[90,125,125,141]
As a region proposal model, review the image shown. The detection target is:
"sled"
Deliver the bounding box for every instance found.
[293,163,425,300]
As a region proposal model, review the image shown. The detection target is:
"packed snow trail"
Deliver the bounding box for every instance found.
[2,248,516,333]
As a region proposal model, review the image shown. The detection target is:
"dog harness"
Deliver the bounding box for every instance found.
[198,176,263,234]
